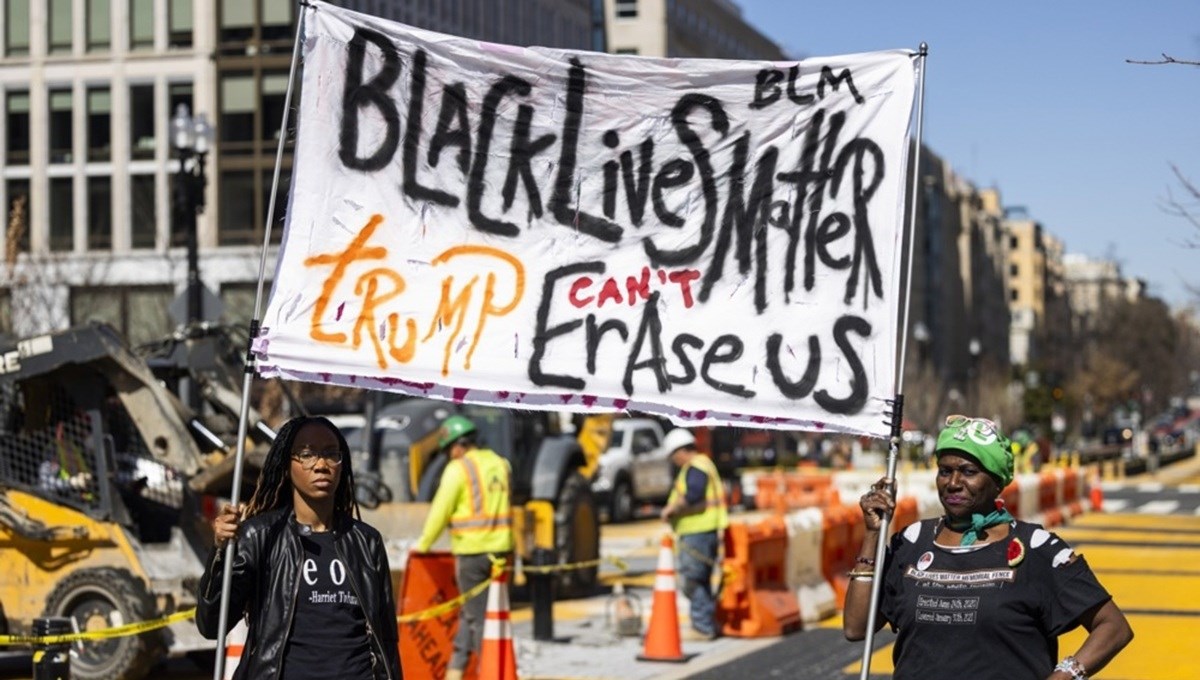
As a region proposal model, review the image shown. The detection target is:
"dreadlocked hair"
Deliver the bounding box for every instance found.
[244,415,360,521]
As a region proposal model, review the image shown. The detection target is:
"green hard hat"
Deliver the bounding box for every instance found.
[438,415,476,450]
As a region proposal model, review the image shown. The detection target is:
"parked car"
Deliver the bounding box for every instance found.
[590,418,671,523]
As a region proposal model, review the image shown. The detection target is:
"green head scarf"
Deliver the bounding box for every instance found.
[935,416,1014,488]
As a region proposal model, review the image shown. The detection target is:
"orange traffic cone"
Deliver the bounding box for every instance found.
[637,535,696,663]
[1089,476,1104,512]
[479,570,518,680]
[223,618,248,680]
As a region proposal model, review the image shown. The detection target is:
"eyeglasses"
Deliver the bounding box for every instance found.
[292,448,343,469]
[945,414,1000,438]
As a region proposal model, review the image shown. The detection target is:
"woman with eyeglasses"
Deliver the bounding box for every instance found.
[844,415,1132,680]
[196,415,403,680]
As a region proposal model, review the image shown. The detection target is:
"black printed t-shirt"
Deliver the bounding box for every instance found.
[281,531,373,680]
[879,519,1111,680]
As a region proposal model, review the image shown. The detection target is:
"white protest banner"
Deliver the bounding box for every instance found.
[255,1,918,437]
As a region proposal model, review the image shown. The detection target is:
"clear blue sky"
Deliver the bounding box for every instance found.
[737,0,1200,308]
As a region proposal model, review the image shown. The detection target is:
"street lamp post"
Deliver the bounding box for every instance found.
[912,321,931,366]
[171,104,213,410]
[968,337,982,411]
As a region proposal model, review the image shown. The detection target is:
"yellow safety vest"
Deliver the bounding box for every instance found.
[56,436,95,501]
[667,453,728,536]
[447,448,513,555]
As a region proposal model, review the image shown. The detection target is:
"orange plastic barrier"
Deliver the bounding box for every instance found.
[783,473,832,509]
[1037,471,1059,513]
[754,472,786,512]
[400,552,461,679]
[892,496,918,535]
[718,517,802,637]
[1061,470,1080,505]
[819,504,853,606]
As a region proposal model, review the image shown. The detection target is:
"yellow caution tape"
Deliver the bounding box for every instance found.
[3,553,638,640]
[519,555,628,575]
[0,609,196,647]
[397,557,509,624]
[398,554,630,623]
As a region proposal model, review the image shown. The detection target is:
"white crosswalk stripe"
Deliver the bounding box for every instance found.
[1099,499,1129,513]
[1136,483,1165,493]
[1136,500,1181,515]
[1195,505,1200,516]
[1179,484,1200,494]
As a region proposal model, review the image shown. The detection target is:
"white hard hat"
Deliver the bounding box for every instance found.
[661,428,696,455]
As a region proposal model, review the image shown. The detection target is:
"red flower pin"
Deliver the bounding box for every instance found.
[1007,537,1026,567]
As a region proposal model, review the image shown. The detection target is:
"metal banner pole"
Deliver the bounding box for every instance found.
[858,41,928,680]
[212,4,310,679]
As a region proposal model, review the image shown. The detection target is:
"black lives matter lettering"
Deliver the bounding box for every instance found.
[336,28,891,415]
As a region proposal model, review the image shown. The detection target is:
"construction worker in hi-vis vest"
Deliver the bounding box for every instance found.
[414,415,512,680]
[660,428,728,640]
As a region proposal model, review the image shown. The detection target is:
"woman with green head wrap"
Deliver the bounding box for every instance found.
[843,415,1133,680]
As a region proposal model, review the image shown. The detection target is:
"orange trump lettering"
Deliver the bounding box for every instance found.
[304,214,389,344]
[426,245,525,376]
[353,268,417,369]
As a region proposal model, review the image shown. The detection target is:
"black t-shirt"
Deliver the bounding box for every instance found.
[880,519,1111,680]
[282,531,374,680]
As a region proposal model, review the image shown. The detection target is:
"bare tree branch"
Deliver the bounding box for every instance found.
[1163,164,1200,244]
[1126,52,1200,66]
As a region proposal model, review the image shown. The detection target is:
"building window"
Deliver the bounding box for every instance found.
[217,167,289,246]
[49,0,73,53]
[6,91,31,165]
[220,0,253,44]
[1010,289,1019,302]
[218,170,255,245]
[49,90,74,164]
[1009,264,1018,277]
[169,0,193,48]
[1009,235,1018,249]
[220,73,256,152]
[130,0,155,50]
[130,174,157,248]
[87,88,111,162]
[220,281,268,326]
[50,178,74,251]
[261,169,289,242]
[168,82,193,126]
[616,0,638,19]
[5,179,31,254]
[87,0,111,51]
[262,0,293,43]
[260,72,289,142]
[71,286,174,346]
[87,176,112,250]
[5,0,31,56]
[130,84,155,160]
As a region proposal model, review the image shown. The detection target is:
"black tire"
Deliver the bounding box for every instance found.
[355,482,382,510]
[416,454,449,502]
[43,567,163,680]
[610,477,635,524]
[554,471,600,598]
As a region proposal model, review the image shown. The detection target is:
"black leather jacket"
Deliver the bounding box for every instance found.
[196,509,402,680]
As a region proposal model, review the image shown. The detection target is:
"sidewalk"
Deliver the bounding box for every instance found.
[1126,447,1200,485]
[511,592,780,680]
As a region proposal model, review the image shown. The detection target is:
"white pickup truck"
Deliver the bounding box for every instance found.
[590,418,675,523]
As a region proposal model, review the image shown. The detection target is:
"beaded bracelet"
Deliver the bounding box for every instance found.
[1054,656,1087,679]
[855,556,876,567]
